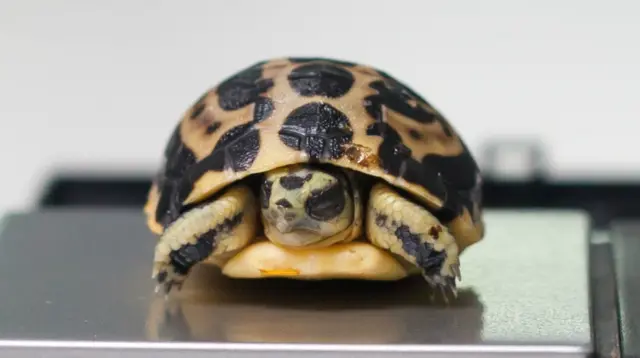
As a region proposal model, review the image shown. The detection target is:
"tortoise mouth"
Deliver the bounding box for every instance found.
[262,220,358,250]
[263,224,330,248]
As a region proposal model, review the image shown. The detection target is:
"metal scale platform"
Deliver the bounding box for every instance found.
[0,208,604,357]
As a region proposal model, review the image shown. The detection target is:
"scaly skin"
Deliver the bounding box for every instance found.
[151,185,258,294]
[366,181,461,295]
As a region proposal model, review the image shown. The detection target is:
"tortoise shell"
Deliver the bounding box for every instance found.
[144,57,484,251]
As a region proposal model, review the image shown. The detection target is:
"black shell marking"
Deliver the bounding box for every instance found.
[159,69,275,229]
[190,102,206,120]
[288,57,357,67]
[422,149,483,223]
[154,125,198,227]
[279,102,353,161]
[206,121,222,134]
[217,62,274,111]
[364,76,480,223]
[205,96,274,172]
[288,63,354,98]
[366,80,443,125]
[172,96,274,219]
[408,129,422,140]
[366,121,447,209]
[189,91,210,120]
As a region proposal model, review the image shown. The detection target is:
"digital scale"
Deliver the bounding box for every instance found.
[0,170,637,357]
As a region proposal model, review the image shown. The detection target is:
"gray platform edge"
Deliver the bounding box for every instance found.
[0,343,601,358]
[589,230,622,358]
[609,221,640,358]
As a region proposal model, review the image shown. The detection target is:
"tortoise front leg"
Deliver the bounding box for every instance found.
[365,181,461,295]
[151,185,259,294]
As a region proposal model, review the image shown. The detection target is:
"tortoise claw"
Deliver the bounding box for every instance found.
[451,263,462,281]
[421,270,458,302]
[152,265,186,296]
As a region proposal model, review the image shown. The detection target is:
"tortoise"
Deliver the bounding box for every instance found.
[144,57,485,296]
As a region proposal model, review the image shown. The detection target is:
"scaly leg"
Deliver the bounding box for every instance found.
[151,184,258,294]
[366,181,461,295]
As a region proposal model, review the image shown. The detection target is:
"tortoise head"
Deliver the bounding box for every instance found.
[259,164,355,248]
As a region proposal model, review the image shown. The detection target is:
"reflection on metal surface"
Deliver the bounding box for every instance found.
[145,267,483,344]
[0,209,593,356]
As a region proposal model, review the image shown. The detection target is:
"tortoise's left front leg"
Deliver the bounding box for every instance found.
[152,184,259,294]
[366,181,461,295]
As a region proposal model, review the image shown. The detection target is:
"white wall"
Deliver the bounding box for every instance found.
[1,0,639,213]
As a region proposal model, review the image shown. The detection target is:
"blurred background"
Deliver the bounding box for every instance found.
[0,0,639,219]
[0,2,639,355]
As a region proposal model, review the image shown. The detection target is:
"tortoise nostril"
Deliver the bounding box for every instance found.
[275,199,293,208]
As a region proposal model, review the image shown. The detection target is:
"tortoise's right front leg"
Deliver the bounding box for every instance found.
[152,185,258,294]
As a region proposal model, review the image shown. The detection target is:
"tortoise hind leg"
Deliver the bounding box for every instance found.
[152,184,258,294]
[366,181,461,294]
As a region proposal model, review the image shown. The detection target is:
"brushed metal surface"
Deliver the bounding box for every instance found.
[611,221,640,357]
[0,209,592,356]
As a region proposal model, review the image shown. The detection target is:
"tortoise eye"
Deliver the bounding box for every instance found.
[304,183,345,221]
